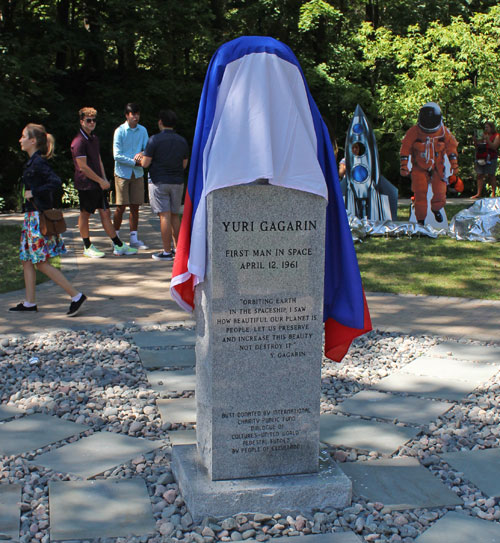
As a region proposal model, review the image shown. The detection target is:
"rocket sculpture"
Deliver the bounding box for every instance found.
[340,105,398,221]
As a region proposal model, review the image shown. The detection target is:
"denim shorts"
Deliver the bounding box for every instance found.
[474,158,498,176]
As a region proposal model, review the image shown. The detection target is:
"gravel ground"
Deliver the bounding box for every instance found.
[0,325,499,543]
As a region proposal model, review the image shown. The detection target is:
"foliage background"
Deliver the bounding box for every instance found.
[1,0,499,210]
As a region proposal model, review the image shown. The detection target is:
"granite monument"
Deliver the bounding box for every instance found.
[172,183,352,519]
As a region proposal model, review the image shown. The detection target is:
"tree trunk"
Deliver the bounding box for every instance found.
[366,0,379,28]
[55,0,70,70]
[82,0,105,74]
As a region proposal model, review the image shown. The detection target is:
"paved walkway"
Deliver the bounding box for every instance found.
[0,204,498,343]
[366,292,499,344]
[0,208,192,335]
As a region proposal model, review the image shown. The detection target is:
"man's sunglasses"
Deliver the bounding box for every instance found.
[84,118,97,124]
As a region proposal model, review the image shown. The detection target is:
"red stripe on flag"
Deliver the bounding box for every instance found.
[171,192,195,310]
[172,275,195,311]
[324,292,372,362]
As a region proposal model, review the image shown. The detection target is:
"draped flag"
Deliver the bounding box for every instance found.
[171,36,372,362]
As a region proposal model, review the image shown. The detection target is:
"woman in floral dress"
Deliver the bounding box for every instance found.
[9,123,87,316]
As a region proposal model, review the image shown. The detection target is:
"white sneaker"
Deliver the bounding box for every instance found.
[130,239,148,249]
[113,243,138,256]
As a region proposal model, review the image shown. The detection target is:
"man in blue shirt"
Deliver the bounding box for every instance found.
[113,103,149,249]
[141,110,189,261]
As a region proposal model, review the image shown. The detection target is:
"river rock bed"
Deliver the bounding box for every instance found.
[0,325,499,543]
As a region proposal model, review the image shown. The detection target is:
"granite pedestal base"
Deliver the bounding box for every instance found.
[171,445,351,521]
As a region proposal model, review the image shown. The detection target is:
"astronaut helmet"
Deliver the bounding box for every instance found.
[418,102,443,133]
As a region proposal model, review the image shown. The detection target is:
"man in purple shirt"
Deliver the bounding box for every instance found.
[70,107,137,257]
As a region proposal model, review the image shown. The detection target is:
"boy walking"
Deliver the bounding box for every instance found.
[71,107,137,257]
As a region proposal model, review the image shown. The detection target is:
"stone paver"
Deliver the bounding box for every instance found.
[30,431,164,478]
[249,533,362,542]
[146,369,196,395]
[373,372,476,401]
[0,404,23,422]
[157,397,197,424]
[0,413,88,456]
[139,347,195,369]
[49,478,155,540]
[426,341,500,363]
[441,448,500,497]
[414,511,500,542]
[0,484,21,542]
[319,414,419,454]
[168,429,197,446]
[403,356,499,383]
[340,457,463,510]
[336,390,453,425]
[131,329,195,348]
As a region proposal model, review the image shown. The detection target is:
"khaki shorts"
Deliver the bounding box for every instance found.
[114,172,145,205]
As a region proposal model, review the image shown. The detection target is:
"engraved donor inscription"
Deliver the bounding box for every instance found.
[221,408,311,455]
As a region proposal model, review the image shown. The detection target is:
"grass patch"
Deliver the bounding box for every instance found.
[358,201,497,299]
[356,236,499,300]
[397,203,471,221]
[0,224,61,294]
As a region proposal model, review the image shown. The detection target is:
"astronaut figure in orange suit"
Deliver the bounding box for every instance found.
[400,103,459,225]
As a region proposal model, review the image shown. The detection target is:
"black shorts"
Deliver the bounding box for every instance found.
[78,189,110,214]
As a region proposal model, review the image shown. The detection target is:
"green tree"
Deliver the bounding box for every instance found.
[357,5,500,191]
[0,0,216,209]
[1,0,500,208]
